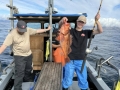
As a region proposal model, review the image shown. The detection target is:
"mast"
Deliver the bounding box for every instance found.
[6,0,14,56]
[48,0,53,62]
[7,0,18,29]
[8,0,14,29]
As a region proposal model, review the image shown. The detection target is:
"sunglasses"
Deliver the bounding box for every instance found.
[77,21,85,24]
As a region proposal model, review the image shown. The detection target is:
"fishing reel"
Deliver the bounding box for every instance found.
[86,46,98,54]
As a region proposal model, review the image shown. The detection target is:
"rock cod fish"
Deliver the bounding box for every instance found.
[53,21,72,66]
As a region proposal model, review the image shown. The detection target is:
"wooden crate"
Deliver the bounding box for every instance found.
[31,49,43,70]
[30,35,44,70]
[31,49,43,65]
[30,35,44,50]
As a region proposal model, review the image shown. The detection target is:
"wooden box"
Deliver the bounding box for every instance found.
[30,35,44,50]
[31,49,43,70]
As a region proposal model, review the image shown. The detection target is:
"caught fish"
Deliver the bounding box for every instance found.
[53,21,72,66]
[59,21,72,62]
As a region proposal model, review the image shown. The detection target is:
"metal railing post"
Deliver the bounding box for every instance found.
[96,56,113,78]
[49,0,53,62]
[97,58,103,78]
[9,0,14,29]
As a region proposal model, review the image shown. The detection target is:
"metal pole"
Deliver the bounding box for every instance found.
[101,56,113,65]
[49,0,53,62]
[97,58,103,78]
[9,0,14,29]
[9,0,14,56]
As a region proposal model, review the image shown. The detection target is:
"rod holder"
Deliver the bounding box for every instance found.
[96,58,104,78]
[95,58,104,71]
[96,56,113,78]
[101,56,113,65]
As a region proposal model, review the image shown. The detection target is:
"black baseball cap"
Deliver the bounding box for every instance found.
[17,20,27,32]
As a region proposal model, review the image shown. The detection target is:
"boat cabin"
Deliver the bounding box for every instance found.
[13,13,87,70]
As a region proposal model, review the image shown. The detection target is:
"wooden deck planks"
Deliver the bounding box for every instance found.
[34,62,62,90]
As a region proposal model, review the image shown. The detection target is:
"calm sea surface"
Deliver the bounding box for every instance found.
[0,20,120,89]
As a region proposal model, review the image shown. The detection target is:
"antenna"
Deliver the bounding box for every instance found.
[45,1,58,14]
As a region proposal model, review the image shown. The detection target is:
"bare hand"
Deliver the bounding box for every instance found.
[95,12,100,21]
[58,17,68,27]
[47,25,51,30]
[61,17,68,23]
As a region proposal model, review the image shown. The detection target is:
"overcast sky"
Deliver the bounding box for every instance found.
[0,0,120,27]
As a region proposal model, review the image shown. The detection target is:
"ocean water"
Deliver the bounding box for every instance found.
[0,20,13,68]
[0,20,120,89]
[86,26,120,89]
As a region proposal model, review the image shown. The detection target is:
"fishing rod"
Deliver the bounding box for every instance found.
[80,0,103,73]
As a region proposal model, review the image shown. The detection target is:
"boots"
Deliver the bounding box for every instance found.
[62,88,68,90]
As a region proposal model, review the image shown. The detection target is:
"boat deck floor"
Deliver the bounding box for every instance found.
[11,81,82,90]
[11,82,34,90]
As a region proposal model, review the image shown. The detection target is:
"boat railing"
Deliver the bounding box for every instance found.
[95,57,105,78]
[95,56,120,81]
[0,60,14,75]
[95,56,120,90]
[0,61,2,80]
[107,60,120,79]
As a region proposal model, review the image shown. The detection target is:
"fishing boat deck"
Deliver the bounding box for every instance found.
[34,62,62,90]
[11,81,81,90]
[10,60,111,90]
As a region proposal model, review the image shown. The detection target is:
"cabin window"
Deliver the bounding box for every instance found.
[44,23,49,29]
[44,23,59,33]
[27,23,41,29]
[27,22,75,31]
[70,23,75,29]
